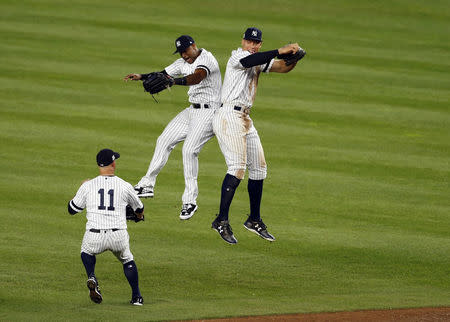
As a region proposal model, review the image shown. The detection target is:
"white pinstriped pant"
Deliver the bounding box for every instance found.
[213,104,267,180]
[81,229,133,264]
[141,105,216,204]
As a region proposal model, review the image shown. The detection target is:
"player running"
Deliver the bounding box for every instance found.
[68,149,145,305]
[211,27,305,244]
[124,35,222,220]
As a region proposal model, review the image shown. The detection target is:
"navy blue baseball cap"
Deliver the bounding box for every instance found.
[96,149,120,167]
[173,35,195,54]
[243,27,262,42]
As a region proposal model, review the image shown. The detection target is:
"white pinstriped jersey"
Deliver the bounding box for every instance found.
[165,48,221,105]
[221,48,274,109]
[213,47,274,180]
[69,176,143,230]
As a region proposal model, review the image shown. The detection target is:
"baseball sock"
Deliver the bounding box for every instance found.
[123,261,141,297]
[218,174,241,221]
[81,252,96,278]
[248,179,263,221]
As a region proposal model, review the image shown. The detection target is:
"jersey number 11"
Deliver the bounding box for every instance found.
[98,189,115,211]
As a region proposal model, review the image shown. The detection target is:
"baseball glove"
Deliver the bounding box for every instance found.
[278,48,306,66]
[142,72,174,95]
[126,205,144,223]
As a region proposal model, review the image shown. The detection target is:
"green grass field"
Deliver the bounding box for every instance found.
[1,0,449,320]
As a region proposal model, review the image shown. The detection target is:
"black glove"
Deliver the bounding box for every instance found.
[277,48,306,66]
[142,72,174,94]
[126,205,144,223]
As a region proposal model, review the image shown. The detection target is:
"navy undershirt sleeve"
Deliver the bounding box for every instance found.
[239,50,279,68]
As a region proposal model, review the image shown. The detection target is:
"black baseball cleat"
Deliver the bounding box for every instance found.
[179,203,198,220]
[211,216,237,244]
[134,185,154,198]
[86,276,103,304]
[130,295,144,306]
[243,216,276,242]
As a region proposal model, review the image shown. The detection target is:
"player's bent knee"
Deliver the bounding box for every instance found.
[156,134,167,144]
[249,168,267,180]
[228,168,246,180]
[156,135,175,150]
[182,147,199,158]
[114,250,134,264]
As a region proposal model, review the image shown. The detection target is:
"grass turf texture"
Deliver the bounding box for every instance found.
[1,0,449,320]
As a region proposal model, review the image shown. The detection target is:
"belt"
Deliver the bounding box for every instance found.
[89,228,120,233]
[192,103,209,109]
[220,104,247,112]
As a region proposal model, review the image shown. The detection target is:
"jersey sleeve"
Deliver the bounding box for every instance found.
[261,58,275,73]
[229,50,251,70]
[125,183,144,212]
[194,52,215,77]
[165,58,185,77]
[69,181,88,214]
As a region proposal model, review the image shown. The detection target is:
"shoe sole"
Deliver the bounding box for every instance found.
[131,302,143,306]
[136,192,154,198]
[87,279,103,304]
[211,227,238,244]
[243,224,275,242]
[179,205,198,220]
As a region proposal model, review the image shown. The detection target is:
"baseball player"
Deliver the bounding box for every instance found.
[68,149,145,305]
[211,27,305,244]
[124,35,222,220]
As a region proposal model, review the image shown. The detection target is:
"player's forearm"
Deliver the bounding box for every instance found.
[186,72,205,85]
[240,50,279,68]
[269,60,298,73]
[173,70,206,86]
[284,61,297,72]
[279,61,297,73]
[173,76,188,86]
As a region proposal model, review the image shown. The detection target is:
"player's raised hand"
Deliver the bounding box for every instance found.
[278,43,300,55]
[123,73,142,81]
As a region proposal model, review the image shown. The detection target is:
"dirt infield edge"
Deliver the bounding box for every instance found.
[186,306,450,322]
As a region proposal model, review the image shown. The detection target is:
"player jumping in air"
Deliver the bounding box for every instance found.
[211,27,305,244]
[124,35,222,220]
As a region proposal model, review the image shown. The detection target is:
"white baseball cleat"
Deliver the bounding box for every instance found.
[179,203,198,220]
[134,185,154,198]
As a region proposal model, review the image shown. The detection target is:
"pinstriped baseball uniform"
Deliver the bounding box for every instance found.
[213,47,274,180]
[138,48,221,205]
[69,175,143,263]
[166,49,221,104]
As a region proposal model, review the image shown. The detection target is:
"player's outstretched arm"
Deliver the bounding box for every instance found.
[240,43,300,69]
